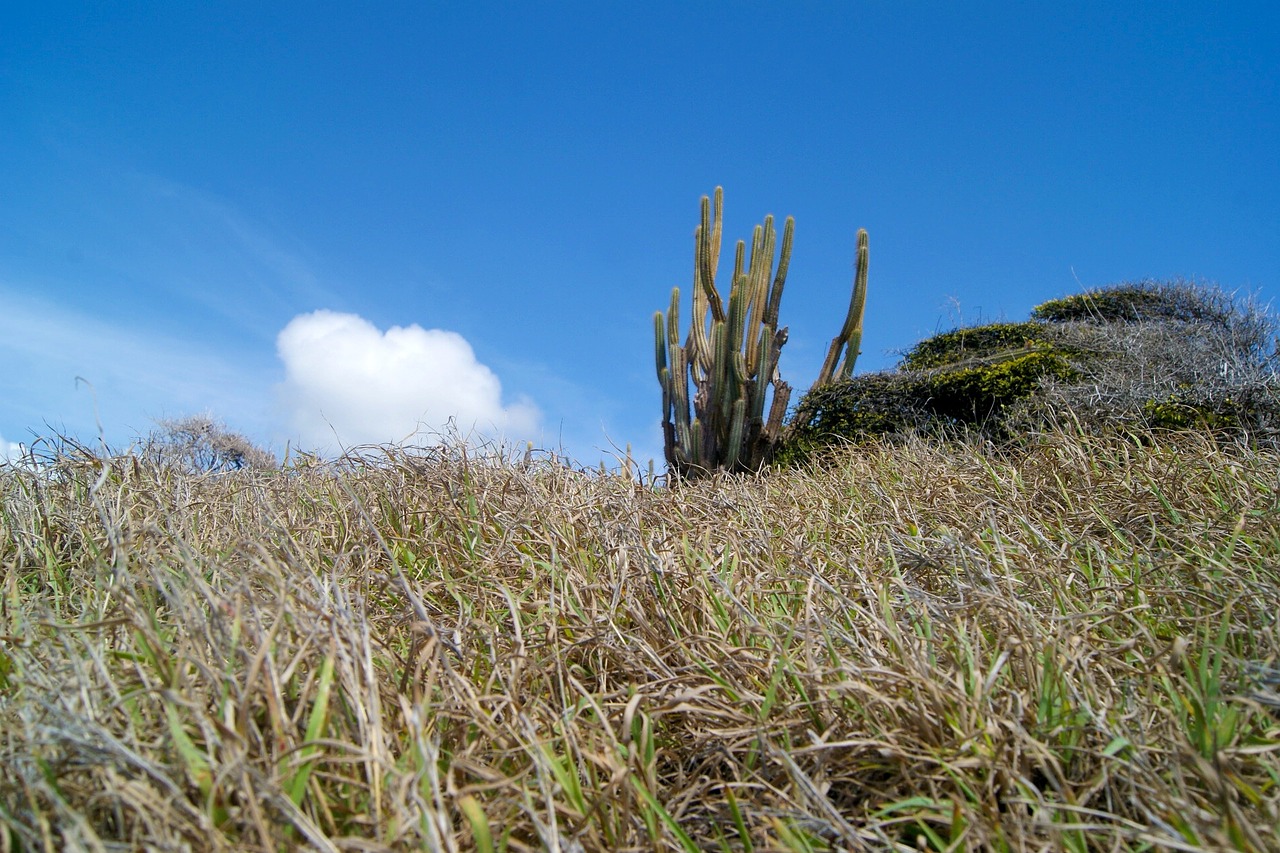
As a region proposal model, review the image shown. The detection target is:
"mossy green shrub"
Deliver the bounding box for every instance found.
[1032,288,1280,445]
[777,373,933,466]
[900,321,1046,370]
[1142,394,1240,432]
[921,350,1081,432]
[777,344,1083,466]
[1137,386,1280,441]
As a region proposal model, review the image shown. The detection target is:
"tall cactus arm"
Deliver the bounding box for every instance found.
[658,366,673,425]
[669,344,693,455]
[727,268,750,358]
[709,186,723,281]
[836,228,870,378]
[690,234,716,379]
[815,228,870,387]
[744,215,790,377]
[727,351,748,416]
[725,397,748,470]
[666,287,681,352]
[750,327,774,424]
[655,311,673,423]
[763,216,794,331]
[751,219,775,318]
[697,198,727,324]
[689,419,705,470]
[654,311,668,382]
[710,321,733,443]
[740,221,771,368]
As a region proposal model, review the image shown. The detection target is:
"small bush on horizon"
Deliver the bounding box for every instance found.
[143,414,277,473]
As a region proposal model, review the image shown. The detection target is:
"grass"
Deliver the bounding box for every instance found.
[1,428,1278,851]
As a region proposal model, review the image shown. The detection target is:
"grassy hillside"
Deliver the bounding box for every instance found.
[2,429,1279,850]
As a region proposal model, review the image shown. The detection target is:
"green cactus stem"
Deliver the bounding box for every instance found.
[814,228,869,388]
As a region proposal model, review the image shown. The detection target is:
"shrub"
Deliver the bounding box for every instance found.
[777,280,1280,466]
[143,415,277,473]
[900,321,1047,370]
[1034,279,1237,325]
[1027,288,1280,444]
[779,373,932,465]
[778,348,1083,466]
[1033,279,1277,365]
[922,349,1080,429]
[1142,393,1240,432]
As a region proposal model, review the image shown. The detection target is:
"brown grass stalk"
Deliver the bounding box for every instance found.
[1,429,1278,850]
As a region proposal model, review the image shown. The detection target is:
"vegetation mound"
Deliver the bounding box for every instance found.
[782,280,1280,466]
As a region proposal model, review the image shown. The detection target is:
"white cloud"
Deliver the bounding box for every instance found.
[0,433,24,463]
[276,310,540,451]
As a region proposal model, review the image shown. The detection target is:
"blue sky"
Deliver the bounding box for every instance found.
[2,3,1277,466]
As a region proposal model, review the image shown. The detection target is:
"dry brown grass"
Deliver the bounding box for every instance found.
[2,429,1279,851]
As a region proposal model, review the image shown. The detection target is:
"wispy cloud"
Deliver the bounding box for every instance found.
[142,174,337,303]
[276,310,541,452]
[0,287,274,446]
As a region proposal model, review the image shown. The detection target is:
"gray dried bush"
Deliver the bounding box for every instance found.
[1020,281,1280,444]
[143,414,278,473]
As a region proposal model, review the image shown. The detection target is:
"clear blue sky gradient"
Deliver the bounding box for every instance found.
[2,3,1277,465]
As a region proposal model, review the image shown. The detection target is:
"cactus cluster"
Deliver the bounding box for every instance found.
[655,187,870,477]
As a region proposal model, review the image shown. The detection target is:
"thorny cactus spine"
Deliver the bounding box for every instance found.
[655,187,871,478]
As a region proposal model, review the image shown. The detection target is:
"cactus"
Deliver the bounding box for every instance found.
[655,188,793,476]
[655,188,870,478]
